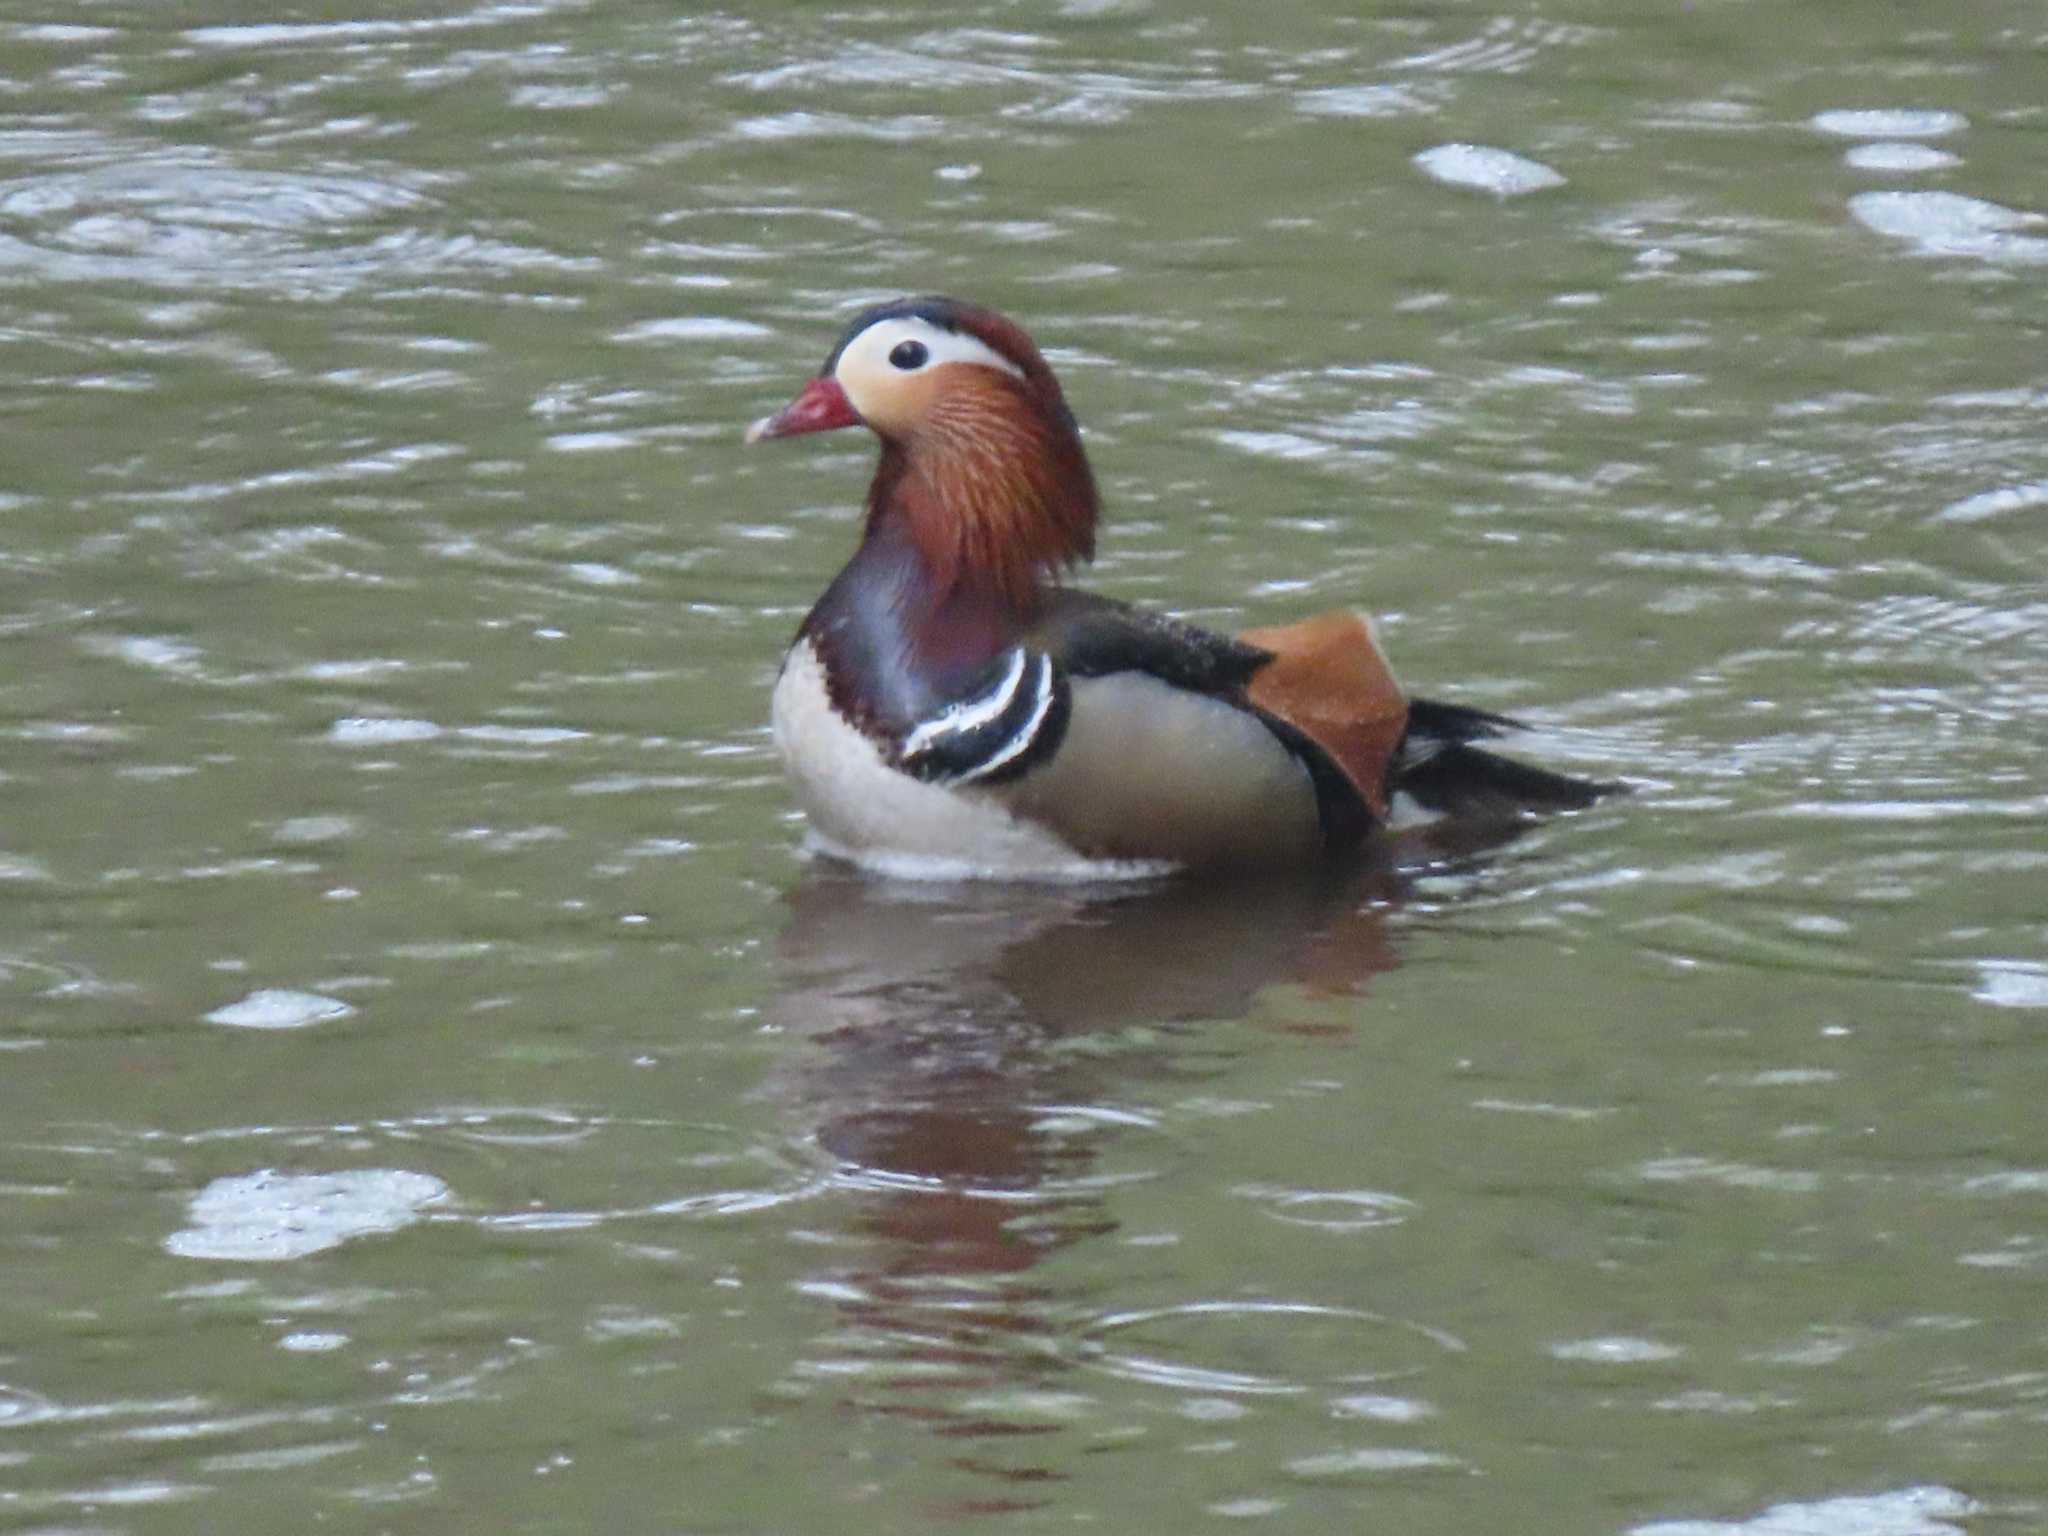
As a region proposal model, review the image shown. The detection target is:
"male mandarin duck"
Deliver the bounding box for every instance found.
[748,296,1613,879]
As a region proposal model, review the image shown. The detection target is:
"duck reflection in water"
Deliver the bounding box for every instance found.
[759,836,1514,1515]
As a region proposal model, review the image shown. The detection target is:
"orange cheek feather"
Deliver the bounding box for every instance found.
[855,364,946,438]
[885,366,1096,608]
[1238,611,1409,822]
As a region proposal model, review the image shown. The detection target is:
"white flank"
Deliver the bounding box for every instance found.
[772,644,1326,876]
[996,673,1321,866]
[774,642,1125,880]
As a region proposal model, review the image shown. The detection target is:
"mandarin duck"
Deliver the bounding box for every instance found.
[748,297,1612,878]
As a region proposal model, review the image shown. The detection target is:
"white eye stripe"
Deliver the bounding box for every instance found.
[833,316,1025,389]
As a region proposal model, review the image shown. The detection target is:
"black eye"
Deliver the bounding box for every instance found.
[888,340,929,371]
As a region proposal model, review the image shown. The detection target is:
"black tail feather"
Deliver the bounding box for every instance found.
[1402,696,1526,744]
[1394,697,1620,821]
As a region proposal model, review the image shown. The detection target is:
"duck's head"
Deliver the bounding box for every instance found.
[748,297,1098,609]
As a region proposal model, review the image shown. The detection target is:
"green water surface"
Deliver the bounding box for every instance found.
[3,2,2045,1532]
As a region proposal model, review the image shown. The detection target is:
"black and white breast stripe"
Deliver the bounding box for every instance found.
[895,647,1069,787]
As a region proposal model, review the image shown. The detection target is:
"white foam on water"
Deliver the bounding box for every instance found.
[1412,143,1565,197]
[455,724,589,745]
[204,988,355,1029]
[328,716,442,744]
[1849,190,2048,264]
[279,1331,350,1352]
[165,1169,449,1261]
[1844,142,1960,172]
[1972,960,2048,1009]
[1549,1335,1685,1364]
[610,316,772,343]
[1938,479,2048,523]
[1632,1485,1973,1536]
[1811,108,1966,139]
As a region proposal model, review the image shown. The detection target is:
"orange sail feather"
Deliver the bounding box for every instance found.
[1239,611,1408,822]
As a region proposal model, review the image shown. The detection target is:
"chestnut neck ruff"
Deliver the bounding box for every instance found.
[862,366,1097,618]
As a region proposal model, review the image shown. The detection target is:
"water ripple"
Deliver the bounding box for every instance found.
[1080,1302,1464,1396]
[183,1,576,50]
[0,159,589,296]
[1233,1184,1415,1232]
